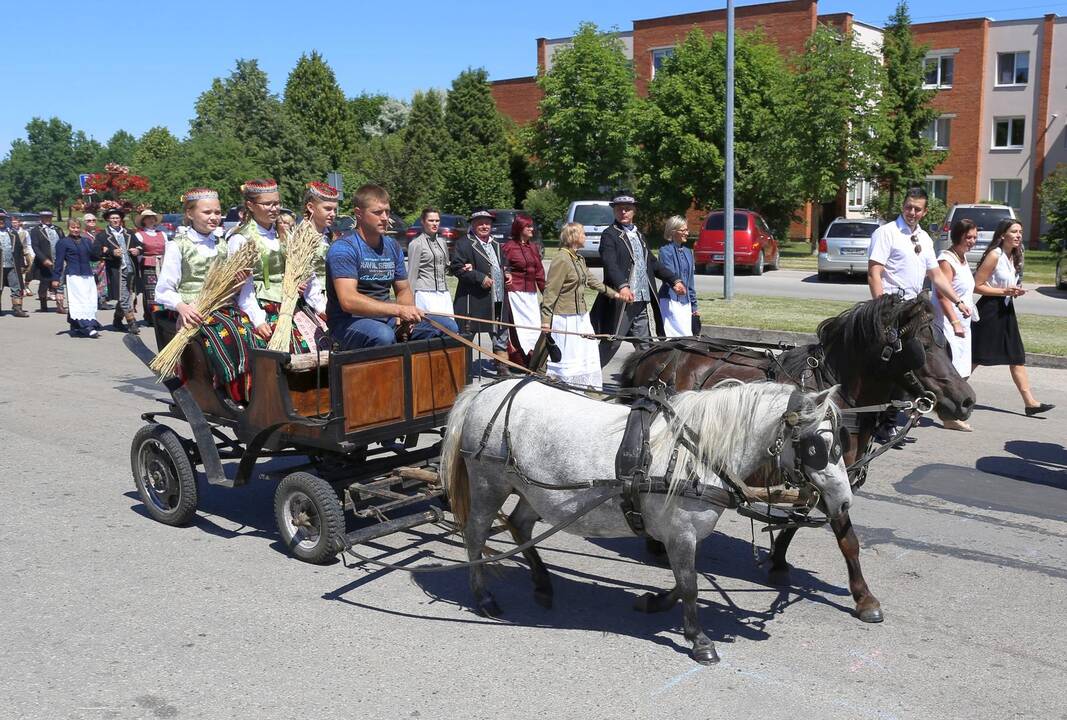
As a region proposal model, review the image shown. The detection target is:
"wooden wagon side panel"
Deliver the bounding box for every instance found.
[342,356,406,433]
[411,346,467,418]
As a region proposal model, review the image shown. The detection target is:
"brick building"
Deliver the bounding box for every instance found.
[490,0,1067,245]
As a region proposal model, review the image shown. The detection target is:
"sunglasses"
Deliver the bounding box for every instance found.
[910,234,922,255]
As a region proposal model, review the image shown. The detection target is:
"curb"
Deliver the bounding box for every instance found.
[700,324,1067,370]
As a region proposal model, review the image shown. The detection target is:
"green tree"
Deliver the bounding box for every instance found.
[530,22,637,199]
[792,24,887,240]
[103,130,139,166]
[442,68,513,213]
[362,98,410,137]
[283,51,352,169]
[345,133,414,215]
[128,127,183,210]
[1040,163,1067,252]
[348,93,387,140]
[401,89,449,213]
[873,1,946,210]
[191,59,326,205]
[0,117,95,217]
[634,29,801,234]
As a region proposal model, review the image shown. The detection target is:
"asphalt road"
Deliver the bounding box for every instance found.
[2,307,1066,719]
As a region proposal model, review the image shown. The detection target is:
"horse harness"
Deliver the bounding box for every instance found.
[469,376,842,537]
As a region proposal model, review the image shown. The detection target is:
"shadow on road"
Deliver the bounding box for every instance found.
[1034,286,1066,300]
[799,273,867,285]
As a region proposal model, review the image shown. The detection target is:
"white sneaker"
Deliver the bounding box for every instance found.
[88,329,100,338]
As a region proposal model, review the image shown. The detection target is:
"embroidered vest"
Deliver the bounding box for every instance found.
[242,222,286,303]
[176,231,228,303]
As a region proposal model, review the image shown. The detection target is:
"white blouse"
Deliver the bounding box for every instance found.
[984,248,1020,306]
[228,223,326,327]
[153,228,223,311]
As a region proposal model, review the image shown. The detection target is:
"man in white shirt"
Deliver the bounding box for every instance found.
[867,187,971,320]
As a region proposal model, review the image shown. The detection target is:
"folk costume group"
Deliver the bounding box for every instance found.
[132,180,699,402]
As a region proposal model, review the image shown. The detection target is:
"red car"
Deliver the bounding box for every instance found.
[694,209,779,275]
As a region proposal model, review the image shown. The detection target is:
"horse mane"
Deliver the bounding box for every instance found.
[650,382,839,499]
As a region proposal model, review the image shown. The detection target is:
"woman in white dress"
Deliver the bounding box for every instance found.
[406,207,459,334]
[540,222,626,389]
[933,218,979,431]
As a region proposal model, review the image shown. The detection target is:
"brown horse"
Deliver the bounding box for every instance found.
[619,292,975,623]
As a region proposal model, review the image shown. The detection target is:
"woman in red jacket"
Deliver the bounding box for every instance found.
[501,214,545,364]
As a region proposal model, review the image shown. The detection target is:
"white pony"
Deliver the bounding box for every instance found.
[440,378,853,664]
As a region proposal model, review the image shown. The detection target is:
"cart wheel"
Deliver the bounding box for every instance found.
[275,472,344,564]
[130,424,198,526]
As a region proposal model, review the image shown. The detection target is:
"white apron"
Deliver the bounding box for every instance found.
[547,313,603,390]
[415,289,455,319]
[659,295,693,337]
[507,290,541,353]
[66,275,99,321]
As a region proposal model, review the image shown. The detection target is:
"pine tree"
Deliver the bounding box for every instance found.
[874,1,946,210]
[441,69,514,213]
[283,51,352,169]
[402,90,449,213]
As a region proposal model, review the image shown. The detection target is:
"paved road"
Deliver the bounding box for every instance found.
[2,308,1066,719]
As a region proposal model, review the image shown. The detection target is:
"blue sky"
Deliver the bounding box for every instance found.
[4,0,1065,153]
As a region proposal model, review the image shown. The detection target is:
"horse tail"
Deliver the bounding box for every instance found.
[439,385,479,529]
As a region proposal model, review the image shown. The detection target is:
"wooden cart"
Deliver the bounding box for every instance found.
[126,315,471,563]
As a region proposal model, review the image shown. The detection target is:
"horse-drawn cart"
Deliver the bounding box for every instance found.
[126,315,471,563]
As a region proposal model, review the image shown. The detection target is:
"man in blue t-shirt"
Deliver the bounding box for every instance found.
[326,184,445,349]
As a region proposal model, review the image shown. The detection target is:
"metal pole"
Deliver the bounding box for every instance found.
[723,0,735,300]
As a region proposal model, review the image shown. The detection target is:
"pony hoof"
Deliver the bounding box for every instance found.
[856,605,884,623]
[476,597,502,618]
[691,644,720,665]
[534,589,553,609]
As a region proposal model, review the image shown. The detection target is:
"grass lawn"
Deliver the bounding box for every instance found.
[695,293,1067,356]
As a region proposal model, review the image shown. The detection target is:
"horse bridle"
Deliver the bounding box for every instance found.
[770,393,849,492]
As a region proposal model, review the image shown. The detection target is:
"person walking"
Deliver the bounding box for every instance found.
[590,191,684,366]
[30,209,63,313]
[501,213,545,362]
[133,209,167,325]
[94,208,142,333]
[970,218,1054,417]
[540,222,625,389]
[451,209,512,374]
[51,217,102,338]
[933,218,979,431]
[0,211,29,317]
[656,216,699,337]
[406,207,459,334]
[8,215,34,298]
[83,213,109,309]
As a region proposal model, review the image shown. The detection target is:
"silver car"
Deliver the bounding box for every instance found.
[564,200,614,261]
[817,218,882,279]
[933,204,1017,267]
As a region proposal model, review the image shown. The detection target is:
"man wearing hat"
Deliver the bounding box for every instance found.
[94,207,142,332]
[590,191,685,365]
[451,208,512,374]
[30,210,64,312]
[0,211,30,317]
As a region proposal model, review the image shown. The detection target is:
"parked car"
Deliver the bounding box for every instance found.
[817,217,882,280]
[564,200,614,261]
[159,213,183,240]
[12,212,41,229]
[403,213,468,251]
[934,204,1017,266]
[694,209,779,275]
[487,209,543,257]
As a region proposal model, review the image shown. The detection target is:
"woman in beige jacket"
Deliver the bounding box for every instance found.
[540,222,626,389]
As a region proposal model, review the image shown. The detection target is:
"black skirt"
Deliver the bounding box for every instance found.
[971,295,1025,366]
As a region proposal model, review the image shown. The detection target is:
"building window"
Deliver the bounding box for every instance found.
[993,117,1025,149]
[989,179,1022,210]
[996,52,1029,86]
[925,178,949,203]
[847,179,873,210]
[923,117,952,150]
[651,47,674,78]
[923,55,954,88]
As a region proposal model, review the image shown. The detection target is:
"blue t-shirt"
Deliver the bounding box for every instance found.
[326,231,407,327]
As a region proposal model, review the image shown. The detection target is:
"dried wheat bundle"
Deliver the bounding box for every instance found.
[149,237,262,379]
[266,221,322,352]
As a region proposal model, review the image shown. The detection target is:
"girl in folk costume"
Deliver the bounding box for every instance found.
[304,181,338,284]
[133,209,167,326]
[51,218,103,338]
[154,188,254,402]
[501,213,545,364]
[656,216,699,337]
[407,207,460,334]
[540,222,626,390]
[228,179,327,352]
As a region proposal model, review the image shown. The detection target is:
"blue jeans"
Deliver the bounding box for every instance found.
[332,316,457,351]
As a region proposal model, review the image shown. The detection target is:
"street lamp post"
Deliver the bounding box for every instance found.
[724,0,735,300]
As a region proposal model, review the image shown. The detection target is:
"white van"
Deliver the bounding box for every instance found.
[564,200,614,261]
